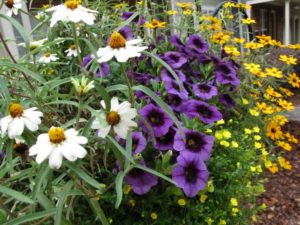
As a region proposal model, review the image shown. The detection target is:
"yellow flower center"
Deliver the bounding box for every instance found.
[70,44,77,50]
[187,139,196,147]
[106,111,120,126]
[5,0,14,8]
[65,0,79,10]
[109,32,126,49]
[44,53,51,57]
[48,127,66,144]
[9,103,24,118]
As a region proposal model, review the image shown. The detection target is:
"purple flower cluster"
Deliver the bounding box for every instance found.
[115,27,240,197]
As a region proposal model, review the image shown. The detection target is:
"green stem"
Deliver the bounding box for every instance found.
[75,97,83,130]
[88,198,110,225]
[72,23,82,67]
[120,64,134,106]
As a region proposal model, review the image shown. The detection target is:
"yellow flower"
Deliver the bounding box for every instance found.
[144,19,166,29]
[268,163,279,173]
[287,73,300,88]
[254,135,261,141]
[123,185,131,194]
[278,99,294,111]
[219,219,227,225]
[265,67,283,78]
[231,141,239,148]
[224,45,240,57]
[150,212,158,220]
[244,128,252,134]
[114,3,128,8]
[128,199,136,207]
[254,142,262,149]
[266,122,283,140]
[210,32,231,44]
[216,119,225,125]
[230,198,238,206]
[256,102,274,114]
[183,9,192,15]
[244,42,264,50]
[200,194,208,203]
[220,140,230,147]
[166,10,177,15]
[253,126,260,133]
[232,207,239,216]
[277,141,292,151]
[224,14,234,19]
[279,87,294,97]
[279,55,297,65]
[272,115,288,125]
[244,63,262,75]
[233,37,245,44]
[222,130,232,139]
[285,132,298,144]
[176,2,193,10]
[223,2,236,8]
[278,157,292,170]
[206,129,213,134]
[249,108,260,116]
[206,218,214,225]
[242,98,249,105]
[241,18,256,24]
[178,198,186,206]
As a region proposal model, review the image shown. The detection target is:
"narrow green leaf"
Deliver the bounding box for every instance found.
[65,161,103,191]
[88,198,110,225]
[32,163,51,200]
[54,181,73,225]
[2,209,56,225]
[106,84,128,93]
[115,171,125,209]
[46,100,79,107]
[114,12,140,31]
[82,116,95,136]
[94,81,111,111]
[107,136,135,164]
[125,131,132,169]
[0,77,10,103]
[0,185,34,204]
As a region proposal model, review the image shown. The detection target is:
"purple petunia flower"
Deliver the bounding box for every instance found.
[160,68,186,82]
[163,51,187,69]
[117,131,147,155]
[215,62,240,87]
[139,104,174,137]
[125,161,158,195]
[193,83,218,100]
[165,80,189,98]
[219,94,236,108]
[153,126,176,151]
[82,55,110,77]
[183,100,223,124]
[170,34,185,49]
[187,34,209,55]
[121,12,145,25]
[118,26,133,41]
[172,154,209,197]
[128,71,152,85]
[173,128,214,160]
[167,93,188,112]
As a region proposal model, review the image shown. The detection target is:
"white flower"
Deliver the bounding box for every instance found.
[46,0,97,27]
[4,0,22,17]
[0,103,43,140]
[65,44,80,57]
[39,53,58,63]
[96,32,147,63]
[18,38,47,50]
[71,76,94,96]
[29,127,87,169]
[91,97,137,139]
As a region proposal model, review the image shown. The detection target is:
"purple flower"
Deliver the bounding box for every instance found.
[128,71,152,85]
[117,131,147,155]
[163,51,187,69]
[183,100,223,124]
[153,126,176,150]
[215,63,240,87]
[173,128,214,160]
[118,26,133,41]
[193,83,218,100]
[160,68,186,82]
[165,80,189,98]
[187,34,209,55]
[172,154,209,197]
[167,93,187,112]
[82,55,109,77]
[121,12,145,25]
[219,94,236,108]
[170,34,185,49]
[125,162,158,195]
[139,104,174,137]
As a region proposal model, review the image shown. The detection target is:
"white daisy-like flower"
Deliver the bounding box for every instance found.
[39,52,58,63]
[18,38,47,51]
[96,32,147,63]
[65,44,80,57]
[29,127,87,169]
[0,103,43,140]
[91,97,137,139]
[46,0,97,27]
[4,0,22,17]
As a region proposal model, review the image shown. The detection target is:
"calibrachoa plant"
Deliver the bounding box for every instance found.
[0,1,299,225]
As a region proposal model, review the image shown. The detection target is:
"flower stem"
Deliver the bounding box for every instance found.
[75,97,83,130]
[120,64,135,106]
[72,23,82,67]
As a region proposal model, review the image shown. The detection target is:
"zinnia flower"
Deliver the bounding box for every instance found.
[0,103,43,139]
[29,127,87,169]
[39,52,58,63]
[96,30,147,63]
[172,154,209,197]
[4,0,22,17]
[173,128,214,160]
[46,0,97,27]
[91,97,137,139]
[65,44,80,57]
[139,104,173,137]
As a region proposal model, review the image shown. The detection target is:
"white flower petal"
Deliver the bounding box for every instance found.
[0,116,13,136]
[59,143,77,161]
[110,97,119,111]
[97,124,111,138]
[36,144,53,164]
[48,149,63,169]
[97,49,115,63]
[97,46,110,58]
[22,117,39,131]
[115,49,129,62]
[8,118,24,138]
[113,123,129,139]
[69,144,87,158]
[126,39,142,46]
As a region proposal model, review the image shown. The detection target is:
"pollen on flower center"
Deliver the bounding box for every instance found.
[65,0,79,10]
[109,32,126,49]
[44,53,51,57]
[9,103,24,118]
[48,127,66,144]
[106,111,121,126]
[5,0,14,8]
[70,44,77,50]
[187,138,196,147]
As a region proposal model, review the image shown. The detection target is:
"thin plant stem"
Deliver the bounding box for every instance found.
[120,64,134,106]
[75,97,83,130]
[72,23,82,67]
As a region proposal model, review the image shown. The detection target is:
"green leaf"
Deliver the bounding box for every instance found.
[135,164,177,186]
[82,116,95,137]
[0,77,10,104]
[32,163,51,200]
[115,171,125,209]
[125,131,132,169]
[107,136,135,164]
[106,84,128,93]
[114,12,140,31]
[0,61,46,84]
[2,209,56,225]
[46,100,79,107]
[65,161,104,191]
[0,185,34,204]
[88,198,110,225]
[94,81,111,111]
[133,85,185,141]
[54,181,73,225]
